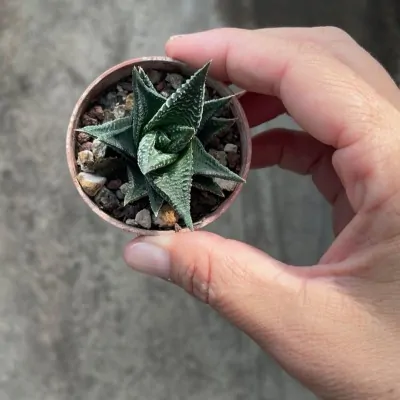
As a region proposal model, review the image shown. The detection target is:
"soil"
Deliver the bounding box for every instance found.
[75,68,242,230]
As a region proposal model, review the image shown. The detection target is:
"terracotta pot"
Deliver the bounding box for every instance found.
[66,57,251,236]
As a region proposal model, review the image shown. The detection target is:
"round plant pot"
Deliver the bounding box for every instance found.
[66,57,251,236]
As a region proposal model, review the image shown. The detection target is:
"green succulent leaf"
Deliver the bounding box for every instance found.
[197,117,236,145]
[124,165,148,206]
[156,132,171,149]
[146,181,164,217]
[162,125,196,153]
[131,67,165,151]
[192,137,244,182]
[138,68,165,100]
[150,143,194,229]
[137,133,179,175]
[192,176,224,197]
[77,117,136,158]
[144,61,211,132]
[77,116,131,138]
[201,96,234,129]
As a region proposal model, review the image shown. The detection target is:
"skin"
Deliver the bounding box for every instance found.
[124,27,400,400]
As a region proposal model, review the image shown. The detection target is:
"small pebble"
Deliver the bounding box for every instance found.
[82,114,98,126]
[119,183,129,195]
[113,104,126,119]
[215,178,237,192]
[125,93,134,111]
[227,152,240,169]
[154,204,179,228]
[77,150,95,173]
[209,149,227,166]
[107,179,122,190]
[76,132,91,144]
[116,190,125,201]
[119,82,132,91]
[77,172,106,197]
[94,187,120,212]
[135,209,152,229]
[103,109,115,122]
[165,73,184,90]
[156,81,165,92]
[88,105,105,121]
[106,92,117,105]
[79,141,93,152]
[126,219,137,227]
[224,143,238,153]
[208,135,220,148]
[147,69,162,84]
[92,139,108,160]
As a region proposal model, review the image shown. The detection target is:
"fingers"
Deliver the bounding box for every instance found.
[256,26,400,108]
[252,128,343,199]
[123,232,389,399]
[124,231,305,344]
[239,92,286,127]
[166,28,400,214]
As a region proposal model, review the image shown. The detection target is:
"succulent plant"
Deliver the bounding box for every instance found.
[77,61,245,230]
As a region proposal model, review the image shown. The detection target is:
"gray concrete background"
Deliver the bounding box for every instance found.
[0,1,395,399]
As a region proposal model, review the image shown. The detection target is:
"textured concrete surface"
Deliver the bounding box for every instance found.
[0,1,397,399]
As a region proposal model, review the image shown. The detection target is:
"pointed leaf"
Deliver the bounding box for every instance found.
[192,137,244,182]
[97,128,136,159]
[124,165,148,206]
[156,132,171,149]
[163,125,196,153]
[144,61,211,132]
[77,116,131,138]
[192,176,224,197]
[137,133,179,175]
[201,96,234,129]
[131,67,165,151]
[149,143,194,230]
[146,180,164,217]
[197,117,236,145]
[138,68,165,100]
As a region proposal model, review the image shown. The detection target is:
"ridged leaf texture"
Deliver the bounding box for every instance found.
[76,61,245,230]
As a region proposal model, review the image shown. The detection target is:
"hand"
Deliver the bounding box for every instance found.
[124,27,400,400]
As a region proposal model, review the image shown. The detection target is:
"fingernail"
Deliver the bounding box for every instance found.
[124,242,171,279]
[168,34,185,42]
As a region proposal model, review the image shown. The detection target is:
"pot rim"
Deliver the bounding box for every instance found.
[66,56,251,236]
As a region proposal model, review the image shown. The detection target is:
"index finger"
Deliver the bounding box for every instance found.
[165,28,400,214]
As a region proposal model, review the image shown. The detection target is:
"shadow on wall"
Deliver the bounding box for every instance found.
[215,0,400,83]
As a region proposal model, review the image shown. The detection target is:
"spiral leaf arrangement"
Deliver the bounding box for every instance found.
[77,61,244,230]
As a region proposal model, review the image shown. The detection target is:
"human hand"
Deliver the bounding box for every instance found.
[124,27,400,399]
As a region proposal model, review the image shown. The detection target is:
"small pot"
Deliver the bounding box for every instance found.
[66,57,251,236]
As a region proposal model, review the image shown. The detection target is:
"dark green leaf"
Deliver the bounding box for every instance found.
[149,142,194,229]
[77,116,131,138]
[124,165,148,206]
[192,137,244,182]
[200,95,234,129]
[137,133,179,175]
[146,180,164,216]
[197,117,236,145]
[192,176,224,197]
[138,68,165,100]
[156,132,171,149]
[131,67,165,151]
[144,61,211,132]
[98,128,136,159]
[163,125,196,153]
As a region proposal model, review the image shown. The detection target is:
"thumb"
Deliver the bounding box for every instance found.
[123,231,307,347]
